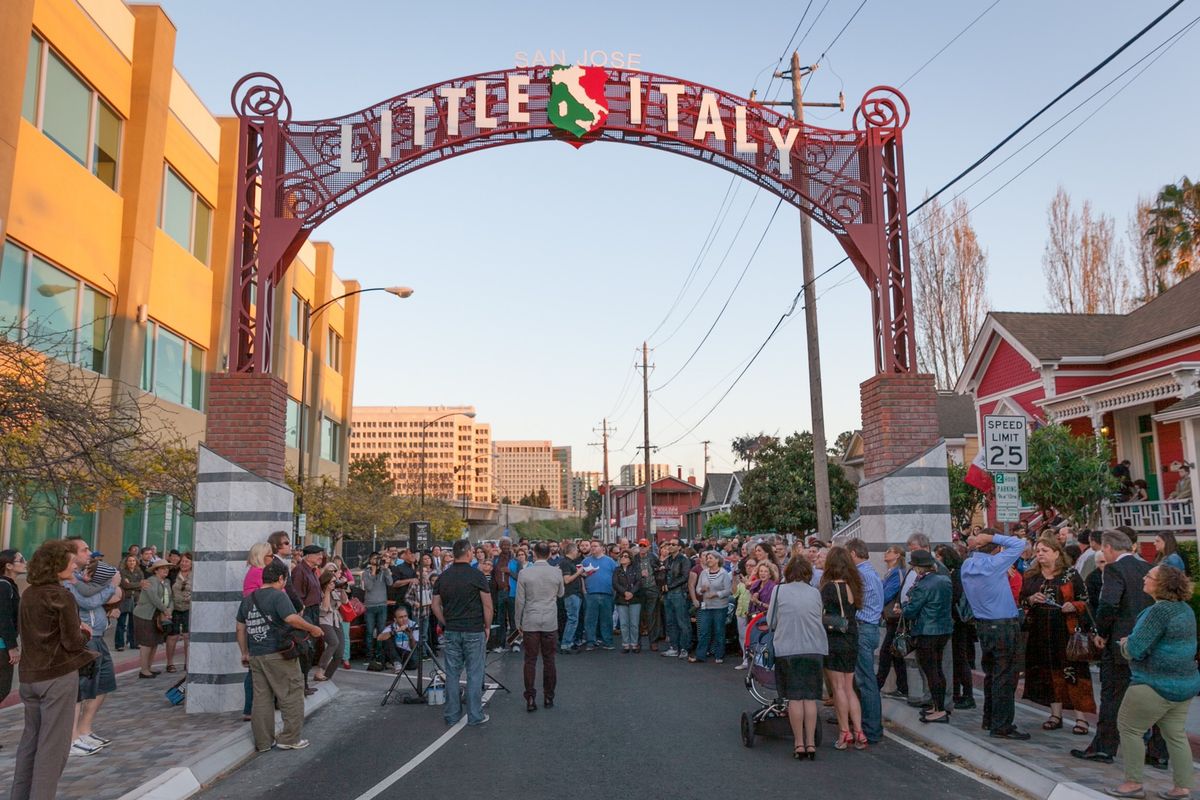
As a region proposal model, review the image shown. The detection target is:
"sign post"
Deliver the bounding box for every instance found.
[983,415,1028,473]
[994,472,1021,523]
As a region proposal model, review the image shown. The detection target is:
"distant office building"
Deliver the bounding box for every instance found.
[552,446,572,512]
[619,463,672,486]
[571,470,602,511]
[494,440,563,509]
[349,406,493,503]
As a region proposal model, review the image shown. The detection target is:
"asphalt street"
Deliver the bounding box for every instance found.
[197,648,1011,800]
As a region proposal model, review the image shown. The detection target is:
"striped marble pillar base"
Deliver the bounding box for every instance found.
[186,445,295,713]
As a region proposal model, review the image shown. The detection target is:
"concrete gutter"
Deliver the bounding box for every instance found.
[883,699,1108,800]
[116,681,340,800]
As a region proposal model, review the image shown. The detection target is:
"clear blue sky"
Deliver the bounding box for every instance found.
[156,0,1198,479]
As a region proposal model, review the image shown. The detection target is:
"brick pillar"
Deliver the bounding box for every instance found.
[861,373,940,480]
[205,373,287,482]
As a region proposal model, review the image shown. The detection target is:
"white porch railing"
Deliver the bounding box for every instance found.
[831,515,862,543]
[1101,499,1195,532]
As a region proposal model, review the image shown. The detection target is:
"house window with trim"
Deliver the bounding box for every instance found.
[0,240,109,373]
[22,34,122,190]
[141,320,205,410]
[159,165,212,264]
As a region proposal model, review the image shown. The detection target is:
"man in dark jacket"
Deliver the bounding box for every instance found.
[660,540,692,658]
[1072,530,1160,763]
[635,540,663,650]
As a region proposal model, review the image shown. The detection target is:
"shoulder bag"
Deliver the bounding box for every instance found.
[339,596,365,623]
[891,618,914,658]
[823,582,851,634]
[251,590,309,660]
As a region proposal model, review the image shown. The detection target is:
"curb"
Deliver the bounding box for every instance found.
[883,698,1108,800]
[116,681,341,800]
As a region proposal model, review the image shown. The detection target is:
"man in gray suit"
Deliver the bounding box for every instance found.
[516,541,565,712]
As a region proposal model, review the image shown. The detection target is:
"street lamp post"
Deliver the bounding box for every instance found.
[419,410,476,509]
[296,286,413,533]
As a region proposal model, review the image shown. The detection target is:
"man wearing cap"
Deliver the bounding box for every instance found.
[64,538,121,757]
[962,528,1030,740]
[634,540,662,651]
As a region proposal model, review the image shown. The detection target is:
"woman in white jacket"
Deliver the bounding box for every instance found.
[690,551,732,663]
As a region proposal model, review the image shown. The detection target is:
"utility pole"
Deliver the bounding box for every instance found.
[641,342,654,544]
[778,51,837,538]
[701,440,711,481]
[590,419,614,542]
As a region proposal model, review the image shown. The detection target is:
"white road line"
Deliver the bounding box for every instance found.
[884,730,1020,798]
[351,688,497,800]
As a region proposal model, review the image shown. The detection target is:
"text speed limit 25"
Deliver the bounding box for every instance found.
[983,415,1027,473]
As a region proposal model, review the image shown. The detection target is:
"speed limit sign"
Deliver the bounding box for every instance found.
[983,415,1028,472]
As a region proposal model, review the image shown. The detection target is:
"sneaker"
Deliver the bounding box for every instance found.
[467,714,490,727]
[585,645,595,652]
[69,738,101,757]
[277,739,310,750]
[82,733,111,748]
[511,645,521,652]
[489,647,504,654]
[661,648,679,657]
[600,645,615,651]
[393,664,404,674]
[734,662,748,670]
[714,659,724,664]
[256,741,276,753]
[882,690,906,700]
[678,651,689,659]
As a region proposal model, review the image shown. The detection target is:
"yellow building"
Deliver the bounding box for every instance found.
[349,406,493,503]
[494,440,564,509]
[0,0,360,556]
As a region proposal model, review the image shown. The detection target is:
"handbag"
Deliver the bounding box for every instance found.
[891,619,914,658]
[339,597,365,623]
[251,591,309,661]
[823,582,851,634]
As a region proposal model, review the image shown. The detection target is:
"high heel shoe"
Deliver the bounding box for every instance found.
[834,731,852,750]
[794,746,805,760]
[807,745,817,761]
[854,731,869,750]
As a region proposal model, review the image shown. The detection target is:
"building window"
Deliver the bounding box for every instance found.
[0,240,109,373]
[160,166,212,264]
[322,418,341,462]
[326,330,342,372]
[289,292,309,344]
[141,320,204,410]
[21,35,122,190]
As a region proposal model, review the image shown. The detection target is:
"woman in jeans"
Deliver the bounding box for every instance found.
[332,555,354,668]
[360,552,390,664]
[691,551,732,663]
[115,554,141,651]
[903,550,953,723]
[612,550,643,653]
[11,540,96,800]
[0,549,26,705]
[876,546,907,697]
[1107,565,1200,800]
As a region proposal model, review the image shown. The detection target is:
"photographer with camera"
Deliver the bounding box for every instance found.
[361,552,390,667]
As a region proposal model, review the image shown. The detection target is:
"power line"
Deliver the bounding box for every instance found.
[804,0,869,91]
[911,0,1186,216]
[899,0,1002,88]
[654,199,784,390]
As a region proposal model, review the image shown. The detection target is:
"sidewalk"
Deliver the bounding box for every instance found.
[883,693,1193,800]
[0,654,338,800]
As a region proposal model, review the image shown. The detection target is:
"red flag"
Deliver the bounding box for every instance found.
[965,448,994,493]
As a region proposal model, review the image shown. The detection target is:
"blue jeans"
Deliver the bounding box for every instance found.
[114,611,136,649]
[364,605,387,661]
[584,593,615,647]
[664,590,692,653]
[695,607,726,661]
[341,621,351,661]
[562,594,582,649]
[855,621,883,742]
[616,603,642,648]
[442,630,487,725]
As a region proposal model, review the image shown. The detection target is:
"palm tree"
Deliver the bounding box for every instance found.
[1148,176,1199,279]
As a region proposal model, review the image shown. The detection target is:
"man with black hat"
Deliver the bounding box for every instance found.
[290,545,324,695]
[634,540,662,651]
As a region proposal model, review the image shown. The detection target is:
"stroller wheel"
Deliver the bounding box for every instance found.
[740,711,756,748]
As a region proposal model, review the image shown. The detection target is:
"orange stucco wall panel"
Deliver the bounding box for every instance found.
[31,0,132,118]
[163,112,217,205]
[148,228,213,345]
[8,120,122,287]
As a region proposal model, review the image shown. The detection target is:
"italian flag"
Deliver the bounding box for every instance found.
[965,448,994,493]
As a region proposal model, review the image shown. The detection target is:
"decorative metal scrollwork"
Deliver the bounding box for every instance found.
[231,72,292,122]
[853,86,909,131]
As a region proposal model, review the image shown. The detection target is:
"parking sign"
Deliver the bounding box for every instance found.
[995,472,1021,522]
[983,415,1028,473]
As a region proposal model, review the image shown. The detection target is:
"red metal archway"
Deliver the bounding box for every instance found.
[229,67,914,376]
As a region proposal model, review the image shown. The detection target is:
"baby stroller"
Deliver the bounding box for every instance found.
[739,612,822,748]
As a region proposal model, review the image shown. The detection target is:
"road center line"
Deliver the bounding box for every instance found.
[351,687,497,800]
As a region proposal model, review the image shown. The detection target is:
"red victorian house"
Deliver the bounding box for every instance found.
[955,272,1200,538]
[612,475,702,544]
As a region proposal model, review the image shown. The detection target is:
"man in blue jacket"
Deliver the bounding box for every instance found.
[961,529,1028,741]
[581,543,617,651]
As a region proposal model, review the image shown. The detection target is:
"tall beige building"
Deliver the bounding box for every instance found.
[349,406,493,503]
[571,471,602,511]
[494,440,563,509]
[619,463,672,486]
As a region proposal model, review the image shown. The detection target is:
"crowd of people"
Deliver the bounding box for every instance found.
[1,517,1198,799]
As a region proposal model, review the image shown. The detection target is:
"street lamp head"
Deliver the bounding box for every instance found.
[385,286,414,298]
[464,411,476,419]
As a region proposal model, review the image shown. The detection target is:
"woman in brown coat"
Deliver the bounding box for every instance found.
[11,539,96,800]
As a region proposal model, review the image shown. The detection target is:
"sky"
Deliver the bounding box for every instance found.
[155,0,1199,480]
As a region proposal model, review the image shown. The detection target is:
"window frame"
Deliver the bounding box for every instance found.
[23,33,122,191]
[141,318,206,411]
[159,164,213,265]
[326,329,342,372]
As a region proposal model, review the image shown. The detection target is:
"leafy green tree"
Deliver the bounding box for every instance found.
[583,489,602,533]
[732,432,858,534]
[1148,176,1199,279]
[704,510,735,537]
[535,486,551,508]
[831,430,856,457]
[947,460,987,529]
[1021,423,1119,527]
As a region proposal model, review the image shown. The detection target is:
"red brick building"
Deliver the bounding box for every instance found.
[612,475,701,543]
[956,273,1200,537]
